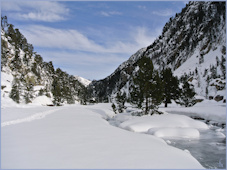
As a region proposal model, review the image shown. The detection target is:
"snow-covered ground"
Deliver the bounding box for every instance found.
[1,101,207,169]
[159,99,226,124]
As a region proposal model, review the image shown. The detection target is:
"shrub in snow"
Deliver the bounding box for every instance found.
[111,103,117,114]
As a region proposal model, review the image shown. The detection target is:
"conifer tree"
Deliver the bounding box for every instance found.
[130,56,163,115]
[115,91,126,113]
[52,75,62,106]
[24,84,34,104]
[180,81,196,107]
[1,38,8,70]
[161,68,181,107]
[80,86,88,105]
[220,55,226,78]
[10,78,20,103]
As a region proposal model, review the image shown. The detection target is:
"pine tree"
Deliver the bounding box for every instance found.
[115,91,126,113]
[161,68,181,107]
[1,38,8,70]
[52,75,62,106]
[10,78,20,103]
[1,16,8,30]
[180,81,196,107]
[24,83,34,104]
[80,86,88,105]
[220,55,226,78]
[11,50,22,71]
[130,56,163,115]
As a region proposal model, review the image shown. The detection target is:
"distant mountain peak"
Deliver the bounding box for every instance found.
[74,76,91,87]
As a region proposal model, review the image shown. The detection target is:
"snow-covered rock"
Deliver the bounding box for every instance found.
[119,114,208,133]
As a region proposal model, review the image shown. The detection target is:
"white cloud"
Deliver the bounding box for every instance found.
[19,24,161,79]
[134,27,156,48]
[152,9,174,17]
[2,1,69,22]
[20,25,161,55]
[21,25,105,52]
[137,5,147,10]
[100,11,122,17]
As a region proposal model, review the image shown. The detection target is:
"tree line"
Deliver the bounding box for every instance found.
[112,56,196,115]
[1,16,86,105]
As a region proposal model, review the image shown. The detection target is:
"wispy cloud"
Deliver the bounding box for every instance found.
[100,11,122,17]
[137,5,147,10]
[20,25,158,55]
[2,1,69,22]
[19,24,160,79]
[152,9,174,17]
[21,25,105,52]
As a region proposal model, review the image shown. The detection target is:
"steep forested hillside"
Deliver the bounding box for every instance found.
[88,1,226,104]
[1,18,86,105]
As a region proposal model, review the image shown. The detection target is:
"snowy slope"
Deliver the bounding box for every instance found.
[1,103,204,169]
[89,1,226,102]
[1,25,85,105]
[74,75,91,87]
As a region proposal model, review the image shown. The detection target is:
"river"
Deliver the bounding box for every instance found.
[108,112,226,169]
[165,125,226,169]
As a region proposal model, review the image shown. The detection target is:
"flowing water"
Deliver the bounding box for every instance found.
[165,126,226,169]
[108,113,226,169]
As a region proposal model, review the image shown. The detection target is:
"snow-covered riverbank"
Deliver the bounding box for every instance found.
[1,102,205,169]
[1,100,225,169]
[108,100,226,169]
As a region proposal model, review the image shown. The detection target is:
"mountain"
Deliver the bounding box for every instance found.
[74,75,91,87]
[1,21,86,106]
[88,1,226,103]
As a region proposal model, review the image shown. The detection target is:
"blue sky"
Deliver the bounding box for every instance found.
[1,1,187,80]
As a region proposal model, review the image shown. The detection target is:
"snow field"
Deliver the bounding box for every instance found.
[159,99,226,124]
[1,109,59,127]
[1,104,204,169]
[31,95,53,105]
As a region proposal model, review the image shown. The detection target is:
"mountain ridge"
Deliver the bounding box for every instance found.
[1,24,86,105]
[88,1,226,103]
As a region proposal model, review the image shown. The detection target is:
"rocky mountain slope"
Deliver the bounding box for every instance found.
[1,23,86,105]
[88,1,226,103]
